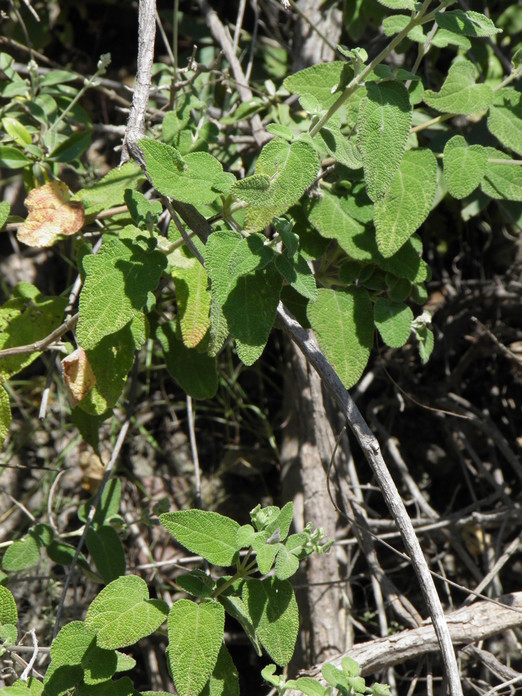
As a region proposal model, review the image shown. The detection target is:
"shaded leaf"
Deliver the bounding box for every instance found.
[358,80,412,202]
[374,149,438,257]
[307,288,373,388]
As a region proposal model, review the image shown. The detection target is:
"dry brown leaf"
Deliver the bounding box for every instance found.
[17,181,85,247]
[62,347,96,406]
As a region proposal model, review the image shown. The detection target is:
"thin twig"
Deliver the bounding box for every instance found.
[0,314,78,360]
[186,395,203,510]
[276,302,463,696]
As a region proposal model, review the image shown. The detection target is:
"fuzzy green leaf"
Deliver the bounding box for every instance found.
[274,544,300,580]
[443,135,488,199]
[167,599,225,696]
[283,62,353,110]
[217,594,263,656]
[77,231,166,350]
[206,233,282,365]
[374,149,438,257]
[0,146,30,168]
[309,189,366,256]
[274,251,317,301]
[0,679,43,695]
[0,587,17,627]
[86,526,126,584]
[0,201,10,229]
[382,15,426,43]
[85,575,168,649]
[160,510,240,566]
[0,293,67,381]
[157,321,218,400]
[358,80,412,202]
[243,578,298,666]
[423,60,493,115]
[307,288,373,389]
[374,299,413,348]
[317,126,362,169]
[73,163,145,215]
[0,386,11,448]
[139,139,225,205]
[487,87,522,156]
[435,10,501,38]
[171,247,211,348]
[292,677,326,696]
[77,318,144,415]
[44,622,118,691]
[2,535,40,571]
[377,0,414,9]
[200,644,239,696]
[482,148,522,201]
[232,139,318,231]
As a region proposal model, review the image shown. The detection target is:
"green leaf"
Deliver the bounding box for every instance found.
[322,663,349,690]
[124,189,163,228]
[274,544,300,580]
[373,299,413,348]
[176,570,215,599]
[0,146,30,168]
[86,526,126,584]
[139,139,225,205]
[317,126,362,169]
[74,163,144,215]
[0,293,67,381]
[0,679,43,695]
[309,188,366,256]
[171,247,211,348]
[443,135,488,200]
[160,510,240,566]
[374,149,438,257]
[274,251,317,301]
[432,28,471,51]
[47,541,91,573]
[77,320,141,415]
[167,599,225,696]
[200,644,239,696]
[0,586,17,627]
[382,15,426,43]
[423,60,493,115]
[217,593,263,655]
[487,87,522,156]
[482,148,522,201]
[357,80,412,202]
[157,321,218,400]
[243,577,298,666]
[435,10,502,38]
[251,536,279,575]
[0,201,10,229]
[76,677,136,695]
[48,130,91,162]
[283,62,353,111]
[205,234,282,365]
[292,677,326,696]
[307,288,373,389]
[377,0,415,9]
[85,575,168,649]
[2,117,32,146]
[44,622,118,691]
[0,385,11,448]
[2,535,40,571]
[77,231,166,350]
[232,139,318,231]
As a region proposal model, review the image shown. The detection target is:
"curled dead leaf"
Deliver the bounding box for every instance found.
[62,347,96,406]
[17,181,85,247]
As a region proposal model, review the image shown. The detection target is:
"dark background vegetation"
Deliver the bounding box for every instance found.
[0,0,521,693]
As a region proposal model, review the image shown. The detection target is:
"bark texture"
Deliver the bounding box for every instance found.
[281,343,348,666]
